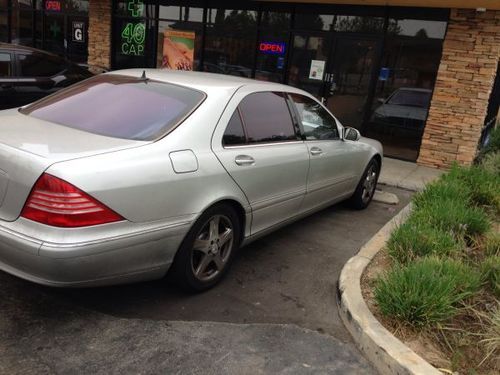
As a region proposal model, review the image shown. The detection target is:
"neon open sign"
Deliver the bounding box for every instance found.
[45,0,61,11]
[259,42,286,55]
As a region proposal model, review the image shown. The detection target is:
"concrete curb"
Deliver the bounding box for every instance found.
[337,204,441,375]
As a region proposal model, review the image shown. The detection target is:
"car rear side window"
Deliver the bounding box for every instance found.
[20,74,206,141]
[290,94,339,140]
[18,52,66,77]
[0,52,10,77]
[223,109,246,146]
[239,92,297,144]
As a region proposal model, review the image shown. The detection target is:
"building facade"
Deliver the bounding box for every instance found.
[1,0,499,167]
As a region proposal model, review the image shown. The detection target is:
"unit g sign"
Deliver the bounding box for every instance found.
[259,42,286,55]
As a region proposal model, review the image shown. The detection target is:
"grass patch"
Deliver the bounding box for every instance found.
[375,257,481,327]
[413,178,471,209]
[481,152,500,175]
[480,256,500,298]
[443,164,500,215]
[479,303,500,367]
[387,222,462,264]
[410,199,491,239]
[484,231,500,257]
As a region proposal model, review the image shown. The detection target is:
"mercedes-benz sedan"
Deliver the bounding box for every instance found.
[0,69,382,291]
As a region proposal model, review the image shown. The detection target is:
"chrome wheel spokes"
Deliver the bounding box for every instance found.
[361,165,377,203]
[191,215,234,282]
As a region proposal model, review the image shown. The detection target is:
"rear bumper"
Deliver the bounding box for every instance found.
[0,219,192,287]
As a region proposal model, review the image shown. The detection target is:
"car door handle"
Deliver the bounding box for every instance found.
[310,147,323,156]
[235,155,255,166]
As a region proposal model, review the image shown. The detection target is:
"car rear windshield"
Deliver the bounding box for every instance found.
[20,74,206,141]
[387,89,431,108]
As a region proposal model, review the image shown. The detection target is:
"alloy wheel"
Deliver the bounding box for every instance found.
[190,215,234,282]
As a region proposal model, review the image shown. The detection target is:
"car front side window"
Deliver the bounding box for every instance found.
[0,52,11,77]
[290,93,340,141]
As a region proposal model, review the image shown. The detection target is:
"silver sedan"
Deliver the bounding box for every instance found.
[0,69,382,291]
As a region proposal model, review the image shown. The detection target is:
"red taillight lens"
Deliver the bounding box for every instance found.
[21,173,124,227]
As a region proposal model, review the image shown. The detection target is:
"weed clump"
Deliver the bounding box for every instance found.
[375,257,481,327]
[387,222,462,264]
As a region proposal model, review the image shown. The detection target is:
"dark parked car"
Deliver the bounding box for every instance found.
[0,43,93,110]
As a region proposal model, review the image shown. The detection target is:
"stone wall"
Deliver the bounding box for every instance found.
[87,0,112,71]
[418,8,500,169]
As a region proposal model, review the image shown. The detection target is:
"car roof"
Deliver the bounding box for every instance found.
[110,68,303,94]
[0,42,63,58]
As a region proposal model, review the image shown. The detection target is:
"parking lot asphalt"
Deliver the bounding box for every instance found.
[0,185,412,374]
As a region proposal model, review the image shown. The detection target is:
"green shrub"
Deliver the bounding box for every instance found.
[375,258,481,327]
[480,126,500,156]
[387,222,462,264]
[484,231,500,257]
[413,178,471,210]
[481,152,500,176]
[411,199,491,238]
[443,164,500,214]
[480,256,500,298]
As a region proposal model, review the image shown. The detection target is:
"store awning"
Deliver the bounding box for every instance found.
[259,0,500,11]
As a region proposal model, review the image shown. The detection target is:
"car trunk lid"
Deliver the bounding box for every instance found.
[0,109,147,221]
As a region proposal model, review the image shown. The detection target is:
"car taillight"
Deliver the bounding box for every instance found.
[21,173,124,227]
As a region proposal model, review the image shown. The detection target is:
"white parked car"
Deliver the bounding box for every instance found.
[0,69,382,291]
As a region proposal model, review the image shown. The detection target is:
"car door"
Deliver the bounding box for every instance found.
[212,89,309,235]
[288,93,364,211]
[0,50,16,110]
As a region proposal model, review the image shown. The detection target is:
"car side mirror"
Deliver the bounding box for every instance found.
[377,98,385,104]
[343,127,361,141]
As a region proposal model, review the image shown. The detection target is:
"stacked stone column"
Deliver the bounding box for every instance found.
[87,0,112,71]
[418,9,500,168]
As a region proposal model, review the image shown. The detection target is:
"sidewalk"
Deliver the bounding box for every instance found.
[379,157,443,191]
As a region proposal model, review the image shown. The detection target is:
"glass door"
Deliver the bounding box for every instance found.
[287,31,332,99]
[324,37,380,130]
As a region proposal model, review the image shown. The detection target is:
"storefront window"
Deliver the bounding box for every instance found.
[287,33,332,98]
[157,20,202,70]
[115,0,155,18]
[260,10,291,30]
[157,2,203,71]
[389,18,447,38]
[365,19,446,161]
[334,15,385,33]
[255,31,288,83]
[204,8,257,77]
[114,17,156,68]
[294,13,334,31]
[159,4,203,22]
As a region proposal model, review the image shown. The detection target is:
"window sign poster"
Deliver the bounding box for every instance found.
[160,30,195,70]
[379,67,390,81]
[309,60,325,80]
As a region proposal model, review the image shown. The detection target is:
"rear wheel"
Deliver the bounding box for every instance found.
[349,158,380,210]
[171,204,241,292]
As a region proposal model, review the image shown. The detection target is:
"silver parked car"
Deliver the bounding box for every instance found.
[0,69,382,291]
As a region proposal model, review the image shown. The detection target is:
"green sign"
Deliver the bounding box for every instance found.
[120,0,145,56]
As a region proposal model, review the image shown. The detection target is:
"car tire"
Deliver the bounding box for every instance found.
[349,158,380,210]
[170,203,241,292]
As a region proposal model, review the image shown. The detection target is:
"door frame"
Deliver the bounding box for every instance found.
[324,33,383,132]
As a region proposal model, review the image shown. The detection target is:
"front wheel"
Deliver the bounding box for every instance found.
[349,158,380,210]
[170,204,241,292]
